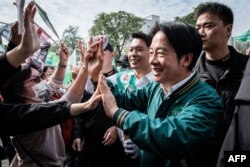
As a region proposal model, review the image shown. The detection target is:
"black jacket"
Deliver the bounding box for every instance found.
[195,46,248,129]
[216,58,250,167]
[0,54,71,136]
[73,91,127,167]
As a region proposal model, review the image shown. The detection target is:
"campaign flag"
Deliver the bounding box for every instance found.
[34,23,51,42]
[33,0,60,40]
[0,23,12,41]
[29,41,51,71]
[234,30,250,42]
[47,52,60,67]
[68,49,77,67]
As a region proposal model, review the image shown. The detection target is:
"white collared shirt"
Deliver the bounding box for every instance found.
[161,71,195,98]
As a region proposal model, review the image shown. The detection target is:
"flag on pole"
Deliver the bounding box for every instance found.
[33,0,60,40]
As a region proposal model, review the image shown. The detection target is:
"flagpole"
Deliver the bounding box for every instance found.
[0,22,9,25]
[34,22,59,46]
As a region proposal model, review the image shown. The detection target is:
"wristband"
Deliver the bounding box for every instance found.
[59,63,67,68]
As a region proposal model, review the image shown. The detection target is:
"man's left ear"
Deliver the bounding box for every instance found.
[182,53,193,68]
[226,24,233,38]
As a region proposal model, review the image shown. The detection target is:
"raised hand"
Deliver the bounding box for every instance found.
[86,36,105,81]
[59,43,70,66]
[6,1,42,67]
[20,1,42,57]
[99,74,118,118]
[77,40,86,63]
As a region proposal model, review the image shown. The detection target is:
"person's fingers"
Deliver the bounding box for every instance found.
[72,142,77,151]
[91,95,102,106]
[99,75,105,94]
[30,5,36,23]
[99,75,110,95]
[89,41,100,53]
[76,142,81,151]
[102,131,111,145]
[98,39,103,54]
[36,27,42,37]
[23,5,30,28]
[26,1,34,12]
[103,130,108,139]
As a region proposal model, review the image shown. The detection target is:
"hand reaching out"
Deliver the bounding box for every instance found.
[98,74,118,118]
[102,126,118,146]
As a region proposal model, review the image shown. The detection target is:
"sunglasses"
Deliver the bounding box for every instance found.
[24,75,42,84]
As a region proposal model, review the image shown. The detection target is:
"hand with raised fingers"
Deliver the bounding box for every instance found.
[87,36,105,81]
[59,43,70,67]
[6,1,42,67]
[99,74,118,118]
[20,1,42,57]
[78,40,86,63]
[84,84,102,111]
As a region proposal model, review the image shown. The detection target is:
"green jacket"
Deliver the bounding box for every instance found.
[111,73,223,167]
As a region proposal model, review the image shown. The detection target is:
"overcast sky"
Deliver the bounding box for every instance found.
[1,0,250,41]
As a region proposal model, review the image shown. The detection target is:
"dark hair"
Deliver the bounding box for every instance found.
[42,65,55,79]
[195,2,234,25]
[132,32,152,47]
[1,65,32,103]
[42,65,55,73]
[149,21,202,71]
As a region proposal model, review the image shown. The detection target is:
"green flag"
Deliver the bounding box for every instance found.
[234,30,250,42]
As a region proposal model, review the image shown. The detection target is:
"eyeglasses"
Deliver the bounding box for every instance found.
[24,75,42,84]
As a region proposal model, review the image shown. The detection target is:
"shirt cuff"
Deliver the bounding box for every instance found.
[112,108,129,128]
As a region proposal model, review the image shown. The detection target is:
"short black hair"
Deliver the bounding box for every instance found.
[42,65,55,79]
[195,2,234,25]
[132,32,152,47]
[149,21,202,71]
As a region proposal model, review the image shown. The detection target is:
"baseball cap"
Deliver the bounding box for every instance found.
[104,43,114,52]
[116,55,129,66]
